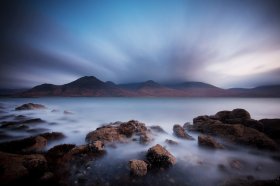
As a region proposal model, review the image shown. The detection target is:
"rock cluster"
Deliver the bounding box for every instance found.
[15,103,46,110]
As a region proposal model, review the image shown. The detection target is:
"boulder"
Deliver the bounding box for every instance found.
[198,135,223,149]
[192,115,278,151]
[215,109,251,124]
[86,125,125,143]
[15,103,46,110]
[47,144,76,158]
[146,144,176,168]
[129,160,148,176]
[0,151,47,184]
[173,124,194,140]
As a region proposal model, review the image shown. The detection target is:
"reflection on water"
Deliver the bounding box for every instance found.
[0,97,280,185]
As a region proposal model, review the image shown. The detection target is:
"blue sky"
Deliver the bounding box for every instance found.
[1,0,280,88]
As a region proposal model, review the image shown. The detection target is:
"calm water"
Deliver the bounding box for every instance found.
[0,97,280,185]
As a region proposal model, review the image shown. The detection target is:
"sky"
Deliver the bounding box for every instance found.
[1,0,280,89]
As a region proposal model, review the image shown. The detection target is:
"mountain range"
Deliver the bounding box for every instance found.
[5,76,280,97]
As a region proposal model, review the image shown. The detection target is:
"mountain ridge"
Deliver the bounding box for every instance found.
[9,76,280,97]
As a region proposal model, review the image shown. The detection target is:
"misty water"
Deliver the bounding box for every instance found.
[1,97,280,185]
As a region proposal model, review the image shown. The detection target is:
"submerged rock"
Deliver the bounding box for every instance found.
[173,124,194,140]
[165,139,179,145]
[15,103,46,110]
[150,125,167,133]
[198,135,224,149]
[129,160,148,176]
[146,144,176,168]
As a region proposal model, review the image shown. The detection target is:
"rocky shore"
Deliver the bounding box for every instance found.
[0,103,280,185]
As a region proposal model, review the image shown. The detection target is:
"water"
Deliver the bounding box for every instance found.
[0,97,280,185]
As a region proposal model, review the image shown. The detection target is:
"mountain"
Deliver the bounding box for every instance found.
[14,76,280,97]
[20,76,136,97]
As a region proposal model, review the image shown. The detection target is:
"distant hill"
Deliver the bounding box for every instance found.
[8,76,280,97]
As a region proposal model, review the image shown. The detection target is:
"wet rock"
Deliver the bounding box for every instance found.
[183,122,192,130]
[198,135,224,149]
[15,103,46,110]
[0,151,47,184]
[40,172,54,182]
[51,109,59,113]
[85,120,150,145]
[150,125,167,133]
[192,115,278,151]
[146,144,176,168]
[173,124,194,140]
[229,159,244,170]
[165,139,178,145]
[88,140,105,152]
[129,160,148,176]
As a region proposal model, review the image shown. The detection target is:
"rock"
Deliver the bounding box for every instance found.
[64,110,73,115]
[85,120,149,144]
[259,119,280,141]
[118,120,148,137]
[15,103,46,110]
[198,135,224,149]
[0,151,47,184]
[183,122,192,130]
[39,132,65,141]
[150,125,167,133]
[173,124,194,140]
[88,140,105,152]
[215,109,251,124]
[146,144,176,168]
[1,118,45,129]
[139,133,152,145]
[47,144,76,158]
[129,160,148,176]
[165,139,178,145]
[192,115,278,151]
[243,119,264,132]
[0,135,47,153]
[0,132,64,153]
[229,159,244,170]
[221,176,280,186]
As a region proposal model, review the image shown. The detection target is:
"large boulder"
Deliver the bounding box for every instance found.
[129,160,148,176]
[85,120,150,144]
[15,103,46,110]
[192,115,278,151]
[215,109,251,124]
[173,124,194,140]
[198,135,224,149]
[146,144,176,168]
[149,125,167,133]
[0,151,47,184]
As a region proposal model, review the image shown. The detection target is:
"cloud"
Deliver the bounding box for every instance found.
[1,0,280,88]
